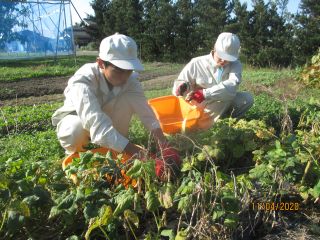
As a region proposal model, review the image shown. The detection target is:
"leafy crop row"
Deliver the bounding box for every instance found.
[0,102,62,135]
[1,99,319,239]
[298,48,320,88]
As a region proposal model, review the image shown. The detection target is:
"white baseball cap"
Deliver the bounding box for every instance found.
[99,33,144,71]
[215,32,240,62]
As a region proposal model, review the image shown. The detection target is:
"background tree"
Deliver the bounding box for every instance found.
[226,0,251,63]
[194,0,232,55]
[235,0,293,67]
[107,0,143,38]
[173,0,198,61]
[85,0,111,45]
[0,1,28,50]
[83,0,318,67]
[141,0,177,61]
[292,0,320,65]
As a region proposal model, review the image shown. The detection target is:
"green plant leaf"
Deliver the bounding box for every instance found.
[105,151,117,169]
[181,161,192,172]
[197,152,206,161]
[16,179,32,193]
[232,144,245,158]
[85,205,113,240]
[50,183,68,192]
[177,196,191,213]
[124,209,139,228]
[6,210,25,233]
[221,195,239,212]
[22,195,40,206]
[312,179,320,198]
[0,174,9,190]
[126,160,143,178]
[48,206,62,219]
[32,185,51,204]
[75,188,85,203]
[113,188,134,216]
[223,213,239,229]
[19,201,30,217]
[145,190,159,212]
[85,217,100,240]
[175,229,188,240]
[79,151,94,165]
[99,205,113,226]
[216,171,231,182]
[143,160,157,179]
[57,193,74,210]
[66,235,80,240]
[161,229,175,239]
[212,204,225,220]
[212,209,225,221]
[159,184,173,209]
[84,203,99,220]
[143,232,153,240]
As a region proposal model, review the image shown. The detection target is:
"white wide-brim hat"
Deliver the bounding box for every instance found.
[99,33,144,71]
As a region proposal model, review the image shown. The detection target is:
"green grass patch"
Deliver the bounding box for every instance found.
[242,66,296,86]
[0,57,184,82]
[141,62,183,79]
[0,56,95,82]
[144,88,172,99]
[0,102,62,135]
[0,129,64,164]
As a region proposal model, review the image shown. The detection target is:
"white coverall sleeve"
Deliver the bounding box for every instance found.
[69,83,129,152]
[172,61,196,96]
[203,63,242,101]
[127,81,161,130]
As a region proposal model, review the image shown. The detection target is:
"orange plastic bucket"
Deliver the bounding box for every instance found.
[148,95,211,134]
[62,147,136,188]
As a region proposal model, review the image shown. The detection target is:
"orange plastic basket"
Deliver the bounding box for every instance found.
[148,95,210,134]
[62,147,136,187]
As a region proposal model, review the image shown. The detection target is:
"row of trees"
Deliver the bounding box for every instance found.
[0,1,28,49]
[84,0,319,67]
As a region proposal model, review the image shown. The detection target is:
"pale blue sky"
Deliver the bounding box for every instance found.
[71,0,301,24]
[239,0,300,13]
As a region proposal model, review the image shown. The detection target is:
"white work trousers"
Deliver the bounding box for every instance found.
[56,94,133,155]
[197,91,254,129]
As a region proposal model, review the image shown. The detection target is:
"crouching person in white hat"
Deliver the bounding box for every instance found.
[52,33,181,179]
[173,32,253,128]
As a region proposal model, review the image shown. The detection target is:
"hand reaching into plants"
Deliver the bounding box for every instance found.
[186,89,205,103]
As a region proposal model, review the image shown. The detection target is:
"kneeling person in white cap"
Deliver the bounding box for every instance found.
[52,33,181,179]
[173,32,253,127]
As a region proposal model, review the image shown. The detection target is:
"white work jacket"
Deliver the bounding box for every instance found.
[52,63,160,152]
[172,53,242,101]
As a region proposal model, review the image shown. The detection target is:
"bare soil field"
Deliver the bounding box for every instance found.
[0,73,178,106]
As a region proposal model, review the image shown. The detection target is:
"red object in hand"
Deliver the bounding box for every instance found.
[155,159,165,178]
[189,90,205,103]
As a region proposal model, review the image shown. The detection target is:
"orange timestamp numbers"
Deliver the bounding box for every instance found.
[251,202,300,211]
